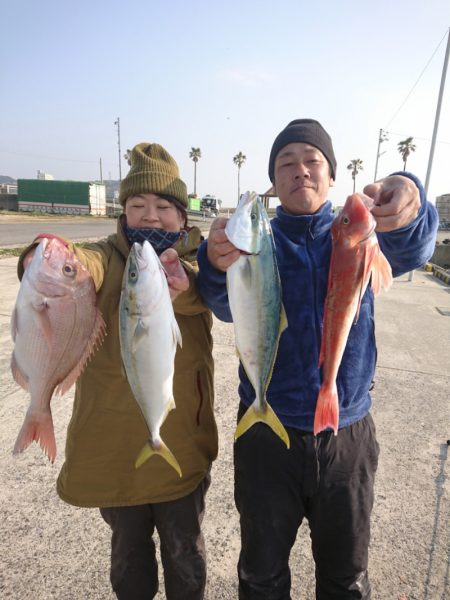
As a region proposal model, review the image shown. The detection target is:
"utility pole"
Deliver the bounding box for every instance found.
[424,27,450,195]
[114,117,122,182]
[374,129,389,181]
[99,158,103,183]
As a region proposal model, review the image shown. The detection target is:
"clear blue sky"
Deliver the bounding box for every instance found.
[1,0,449,208]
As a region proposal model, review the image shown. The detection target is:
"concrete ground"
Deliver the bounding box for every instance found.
[0,256,449,600]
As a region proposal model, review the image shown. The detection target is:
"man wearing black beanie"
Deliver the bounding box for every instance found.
[197,118,439,599]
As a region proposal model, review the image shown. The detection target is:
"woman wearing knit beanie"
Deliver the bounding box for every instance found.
[17,143,217,600]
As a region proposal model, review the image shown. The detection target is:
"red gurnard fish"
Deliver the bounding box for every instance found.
[313,193,392,436]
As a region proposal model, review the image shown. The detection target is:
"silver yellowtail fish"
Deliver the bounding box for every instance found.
[119,240,183,475]
[11,237,106,462]
[225,191,289,448]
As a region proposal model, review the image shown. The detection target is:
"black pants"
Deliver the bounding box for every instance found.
[234,407,380,600]
[100,474,210,600]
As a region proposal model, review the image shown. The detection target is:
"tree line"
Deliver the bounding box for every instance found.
[347,136,416,193]
[125,135,417,202]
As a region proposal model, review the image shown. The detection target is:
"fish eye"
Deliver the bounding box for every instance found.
[62,263,76,277]
[129,270,138,280]
[251,213,257,221]
[342,216,350,225]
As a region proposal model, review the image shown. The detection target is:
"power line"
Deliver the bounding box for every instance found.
[0,149,99,164]
[386,131,450,144]
[385,29,449,128]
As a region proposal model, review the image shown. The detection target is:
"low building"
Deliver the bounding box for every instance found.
[436,194,450,229]
[17,179,106,215]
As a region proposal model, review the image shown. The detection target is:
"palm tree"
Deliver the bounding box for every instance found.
[397,137,416,170]
[347,159,364,193]
[189,147,202,195]
[233,152,246,204]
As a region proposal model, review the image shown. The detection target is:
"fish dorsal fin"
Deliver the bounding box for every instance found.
[55,308,106,396]
[131,318,149,353]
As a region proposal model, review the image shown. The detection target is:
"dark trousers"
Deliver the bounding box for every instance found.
[234,407,380,600]
[100,474,210,600]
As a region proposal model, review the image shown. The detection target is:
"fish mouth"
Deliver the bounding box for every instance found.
[360,222,376,241]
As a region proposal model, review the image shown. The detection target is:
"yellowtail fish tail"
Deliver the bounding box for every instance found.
[234,400,290,449]
[314,385,339,436]
[135,440,182,477]
[13,412,57,463]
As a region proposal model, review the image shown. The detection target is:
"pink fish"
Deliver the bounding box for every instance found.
[313,193,392,436]
[10,238,106,462]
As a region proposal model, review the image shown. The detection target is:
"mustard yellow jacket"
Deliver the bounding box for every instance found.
[18,217,217,507]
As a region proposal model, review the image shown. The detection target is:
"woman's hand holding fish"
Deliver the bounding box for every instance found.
[363,175,420,233]
[160,248,189,301]
[207,218,241,272]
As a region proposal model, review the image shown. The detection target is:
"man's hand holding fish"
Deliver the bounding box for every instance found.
[197,118,438,598]
[364,173,421,232]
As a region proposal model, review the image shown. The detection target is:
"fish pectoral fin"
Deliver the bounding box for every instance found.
[240,257,254,290]
[135,440,182,477]
[235,400,290,449]
[370,247,393,296]
[355,245,377,321]
[32,302,53,347]
[131,319,149,352]
[314,384,339,436]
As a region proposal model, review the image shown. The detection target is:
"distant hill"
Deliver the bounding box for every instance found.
[0,176,16,184]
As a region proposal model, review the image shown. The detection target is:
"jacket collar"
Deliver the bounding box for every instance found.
[273,200,334,239]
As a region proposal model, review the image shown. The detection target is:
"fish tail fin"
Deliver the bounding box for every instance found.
[314,385,339,436]
[235,400,290,449]
[371,247,393,296]
[13,411,56,463]
[135,440,182,477]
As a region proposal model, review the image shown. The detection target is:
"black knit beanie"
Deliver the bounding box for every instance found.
[119,142,188,207]
[268,119,337,182]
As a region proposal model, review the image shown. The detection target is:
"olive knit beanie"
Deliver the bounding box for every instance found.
[268,119,337,182]
[119,142,188,207]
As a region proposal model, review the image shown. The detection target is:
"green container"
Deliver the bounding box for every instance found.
[17,180,105,215]
[188,197,201,211]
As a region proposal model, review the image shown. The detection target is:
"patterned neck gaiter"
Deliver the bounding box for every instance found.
[123,224,186,255]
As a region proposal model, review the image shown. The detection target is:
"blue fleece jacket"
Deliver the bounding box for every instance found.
[197,173,438,431]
